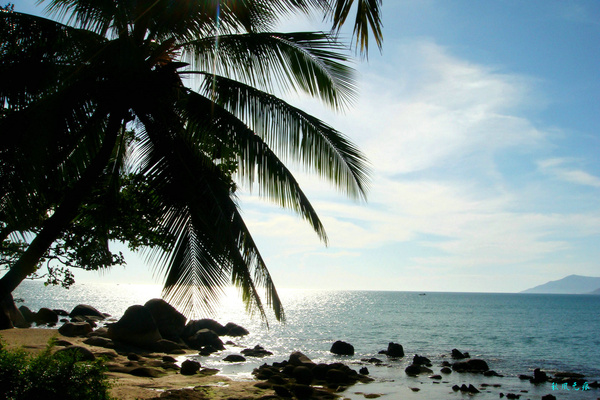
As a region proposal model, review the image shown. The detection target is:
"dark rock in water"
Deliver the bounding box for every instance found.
[518,374,532,380]
[107,305,162,347]
[223,354,246,362]
[162,355,177,363]
[452,384,460,391]
[242,345,273,358]
[330,340,354,356]
[53,309,69,316]
[440,367,452,374]
[59,322,93,337]
[224,322,249,336]
[483,370,503,377]
[183,319,227,337]
[362,357,383,364]
[386,342,404,357]
[554,371,585,379]
[143,299,186,342]
[412,354,431,366]
[468,384,480,393]
[541,395,557,400]
[429,374,442,380]
[452,358,489,372]
[326,368,350,384]
[180,360,201,375]
[36,308,58,324]
[531,368,548,383]
[55,345,95,361]
[451,348,469,359]
[199,345,219,355]
[359,367,369,375]
[186,329,224,351]
[289,351,315,366]
[505,394,520,399]
[405,364,422,376]
[293,365,313,384]
[69,304,105,320]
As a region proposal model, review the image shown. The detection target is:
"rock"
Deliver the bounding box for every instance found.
[326,368,350,384]
[18,305,37,324]
[83,336,114,348]
[412,354,431,366]
[199,345,220,355]
[151,339,183,353]
[541,395,557,400]
[429,374,442,380]
[452,385,460,391]
[290,384,313,399]
[330,340,354,356]
[554,371,585,378]
[53,309,68,316]
[143,299,186,342]
[484,370,503,377]
[293,366,313,384]
[518,374,532,380]
[386,342,404,357]
[58,322,93,337]
[440,367,452,374]
[224,322,249,336]
[468,384,480,393]
[107,305,162,347]
[242,345,273,357]
[185,329,225,350]
[54,345,96,361]
[531,368,548,383]
[35,307,58,325]
[359,367,369,375]
[405,364,422,376]
[69,304,105,319]
[223,354,246,362]
[505,394,520,399]
[452,358,489,372]
[273,385,293,397]
[289,351,315,366]
[182,319,227,337]
[451,348,469,359]
[129,367,164,378]
[0,294,29,329]
[362,357,383,364]
[180,360,201,375]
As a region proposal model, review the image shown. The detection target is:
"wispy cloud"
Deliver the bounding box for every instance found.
[538,158,600,187]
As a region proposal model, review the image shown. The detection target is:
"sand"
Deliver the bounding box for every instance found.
[0,328,271,400]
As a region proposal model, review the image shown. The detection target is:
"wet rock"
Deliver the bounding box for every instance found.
[293,365,313,384]
[429,374,442,380]
[330,340,354,356]
[289,351,315,366]
[180,359,200,375]
[440,367,452,374]
[107,305,162,347]
[58,321,93,337]
[242,345,273,357]
[541,395,557,400]
[362,357,383,364]
[386,342,404,357]
[224,322,249,336]
[412,354,431,366]
[484,370,503,377]
[36,308,58,324]
[223,354,246,362]
[183,319,227,337]
[451,348,469,359]
[18,305,37,324]
[531,368,548,383]
[185,329,224,350]
[359,367,369,375]
[452,358,489,372]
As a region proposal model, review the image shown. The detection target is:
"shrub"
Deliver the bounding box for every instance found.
[0,341,113,400]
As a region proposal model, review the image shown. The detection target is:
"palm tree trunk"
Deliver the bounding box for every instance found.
[0,114,123,301]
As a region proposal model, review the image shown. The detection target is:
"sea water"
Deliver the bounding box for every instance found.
[12,281,600,399]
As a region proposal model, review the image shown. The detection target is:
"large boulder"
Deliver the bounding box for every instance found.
[182,319,227,337]
[107,305,162,347]
[143,299,186,342]
[289,351,315,366]
[69,304,105,320]
[386,342,404,357]
[224,322,249,336]
[0,294,29,329]
[36,308,58,325]
[330,340,354,356]
[185,329,225,350]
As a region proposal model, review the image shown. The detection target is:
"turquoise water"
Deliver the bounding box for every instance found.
[12,281,600,399]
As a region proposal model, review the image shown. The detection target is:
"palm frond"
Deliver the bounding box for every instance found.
[179,31,357,110]
[328,0,383,57]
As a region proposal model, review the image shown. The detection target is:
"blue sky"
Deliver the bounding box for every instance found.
[15,1,600,292]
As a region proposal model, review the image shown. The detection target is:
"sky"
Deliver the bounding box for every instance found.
[14,0,600,293]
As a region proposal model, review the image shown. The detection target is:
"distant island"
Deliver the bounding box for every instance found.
[520,274,600,294]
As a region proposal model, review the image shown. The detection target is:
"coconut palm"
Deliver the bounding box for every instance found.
[0,0,373,322]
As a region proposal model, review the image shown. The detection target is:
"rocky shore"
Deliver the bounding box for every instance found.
[2,300,599,400]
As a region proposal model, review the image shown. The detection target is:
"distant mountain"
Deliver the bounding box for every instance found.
[521,275,600,294]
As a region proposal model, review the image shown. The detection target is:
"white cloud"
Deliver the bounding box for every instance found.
[538,158,600,187]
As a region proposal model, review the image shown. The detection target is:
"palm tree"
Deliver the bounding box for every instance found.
[0,0,374,322]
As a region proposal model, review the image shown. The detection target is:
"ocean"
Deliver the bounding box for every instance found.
[11,281,600,399]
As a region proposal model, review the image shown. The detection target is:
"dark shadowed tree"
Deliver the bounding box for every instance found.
[0,0,378,325]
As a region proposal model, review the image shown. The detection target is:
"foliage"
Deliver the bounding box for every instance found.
[0,343,114,400]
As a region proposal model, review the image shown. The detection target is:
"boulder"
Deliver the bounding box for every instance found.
[69,304,105,319]
[223,354,246,362]
[143,299,186,342]
[451,348,469,359]
[185,329,225,350]
[541,395,557,400]
[386,342,404,357]
[224,322,249,336]
[292,366,313,384]
[326,368,350,384]
[183,319,227,337]
[0,294,29,329]
[330,340,354,356]
[83,336,114,348]
[36,308,58,324]
[58,322,93,337]
[151,339,184,353]
[180,360,201,375]
[289,351,315,366]
[359,367,369,375]
[107,305,162,347]
[452,358,489,372]
[412,354,431,366]
[54,345,96,361]
[242,345,273,358]
[18,305,37,325]
[405,364,432,376]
